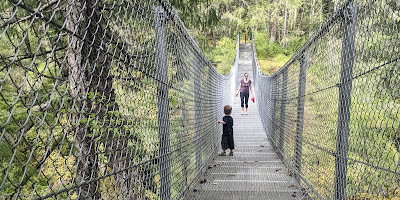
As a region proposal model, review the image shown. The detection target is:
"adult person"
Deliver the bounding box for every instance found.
[235,73,254,115]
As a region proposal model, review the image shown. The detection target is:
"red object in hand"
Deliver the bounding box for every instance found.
[251,96,255,103]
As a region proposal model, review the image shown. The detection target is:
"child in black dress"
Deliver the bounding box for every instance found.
[217,105,234,156]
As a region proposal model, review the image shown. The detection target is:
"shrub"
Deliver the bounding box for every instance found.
[204,37,236,75]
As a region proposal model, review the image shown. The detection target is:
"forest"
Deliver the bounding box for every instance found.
[171,0,348,75]
[0,0,399,199]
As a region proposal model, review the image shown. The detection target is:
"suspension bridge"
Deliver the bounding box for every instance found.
[0,0,399,199]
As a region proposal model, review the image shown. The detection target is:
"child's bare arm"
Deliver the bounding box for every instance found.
[217,121,226,124]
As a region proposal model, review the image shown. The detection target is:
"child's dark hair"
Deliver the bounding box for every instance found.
[224,105,232,114]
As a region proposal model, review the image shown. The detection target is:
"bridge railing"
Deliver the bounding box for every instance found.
[252,0,400,199]
[0,0,239,199]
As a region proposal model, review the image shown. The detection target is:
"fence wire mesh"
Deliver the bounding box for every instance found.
[0,0,238,199]
[253,0,400,199]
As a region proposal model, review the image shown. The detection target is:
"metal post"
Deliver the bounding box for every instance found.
[294,52,307,181]
[278,68,288,157]
[194,57,202,174]
[334,2,357,200]
[252,35,257,84]
[272,76,279,147]
[266,78,273,134]
[179,101,188,189]
[267,77,274,136]
[155,6,171,200]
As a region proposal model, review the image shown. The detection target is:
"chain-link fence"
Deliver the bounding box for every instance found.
[252,0,400,199]
[0,0,239,199]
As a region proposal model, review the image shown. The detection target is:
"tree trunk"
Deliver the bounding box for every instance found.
[271,7,278,43]
[204,30,207,48]
[266,7,271,45]
[308,0,315,37]
[323,0,333,17]
[309,0,316,37]
[282,1,288,48]
[293,8,297,31]
[334,0,338,11]
[212,27,216,48]
[320,0,323,22]
[68,1,138,199]
[289,8,293,30]
[299,7,304,34]
[67,0,99,199]
[96,30,133,200]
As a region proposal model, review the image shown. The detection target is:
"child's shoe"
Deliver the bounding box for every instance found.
[219,152,226,156]
[228,152,233,156]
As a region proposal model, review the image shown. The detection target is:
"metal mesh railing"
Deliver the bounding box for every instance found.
[0,0,239,199]
[252,0,400,199]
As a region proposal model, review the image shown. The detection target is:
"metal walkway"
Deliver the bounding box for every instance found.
[189,44,305,200]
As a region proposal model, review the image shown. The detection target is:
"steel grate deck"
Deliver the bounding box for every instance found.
[188,44,307,200]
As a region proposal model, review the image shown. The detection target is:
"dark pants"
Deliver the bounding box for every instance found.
[221,135,234,150]
[240,92,249,108]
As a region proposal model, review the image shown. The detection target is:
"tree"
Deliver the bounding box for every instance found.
[282,0,289,47]
[266,7,271,44]
[309,0,316,37]
[271,1,278,42]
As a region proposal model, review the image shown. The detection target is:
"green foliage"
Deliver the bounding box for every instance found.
[254,32,306,59]
[204,37,236,75]
[253,32,291,74]
[266,43,286,57]
[253,32,269,59]
[285,35,307,54]
[254,32,284,57]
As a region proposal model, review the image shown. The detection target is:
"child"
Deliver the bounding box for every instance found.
[217,105,234,156]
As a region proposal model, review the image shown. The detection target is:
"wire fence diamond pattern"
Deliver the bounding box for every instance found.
[0,0,238,199]
[252,0,400,199]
